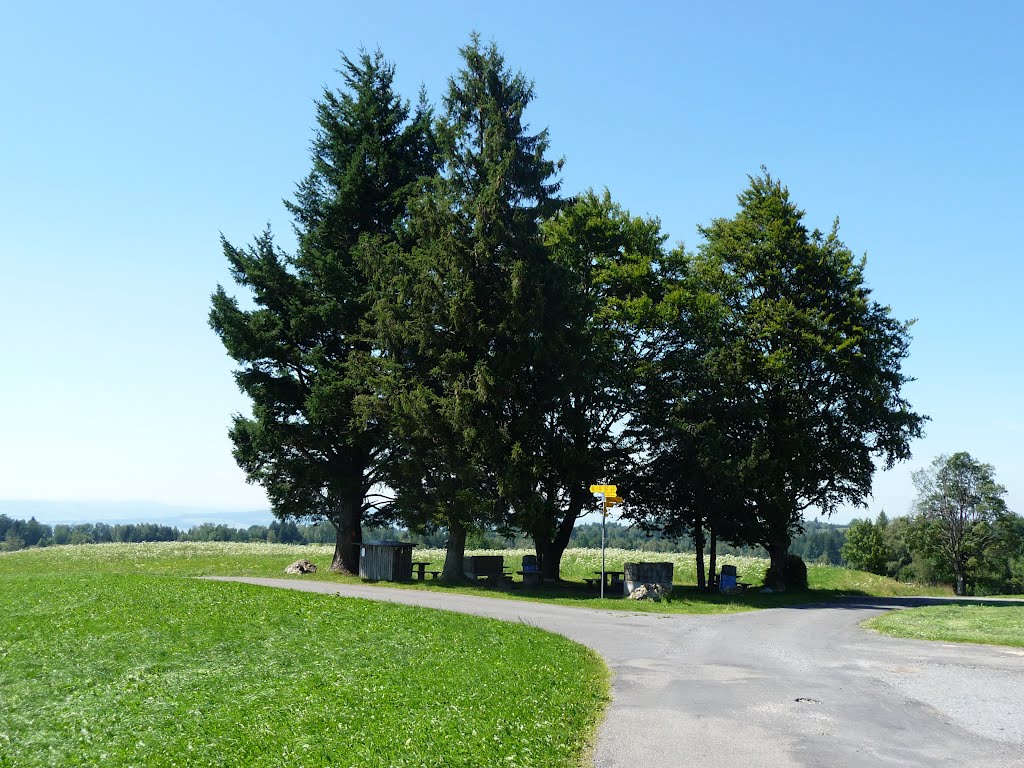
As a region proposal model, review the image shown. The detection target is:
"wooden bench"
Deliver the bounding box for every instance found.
[464,556,510,586]
[426,570,442,579]
[583,577,600,589]
[466,557,505,581]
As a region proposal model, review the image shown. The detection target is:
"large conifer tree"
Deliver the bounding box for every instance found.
[686,171,925,589]
[210,51,433,573]
[364,36,561,580]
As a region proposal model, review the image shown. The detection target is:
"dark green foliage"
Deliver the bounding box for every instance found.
[0,515,51,549]
[362,37,562,580]
[783,554,809,590]
[0,515,350,548]
[790,519,846,564]
[202,42,945,590]
[210,51,434,573]
[519,191,666,578]
[625,236,754,588]
[674,171,926,588]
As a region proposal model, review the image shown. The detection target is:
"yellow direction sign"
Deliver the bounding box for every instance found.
[604,495,623,504]
[589,484,617,495]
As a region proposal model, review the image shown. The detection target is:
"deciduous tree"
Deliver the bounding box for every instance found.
[681,171,926,589]
[516,190,665,579]
[841,517,888,575]
[910,452,1011,595]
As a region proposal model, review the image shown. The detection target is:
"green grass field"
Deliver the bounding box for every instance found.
[0,570,608,768]
[0,542,960,765]
[865,603,1024,648]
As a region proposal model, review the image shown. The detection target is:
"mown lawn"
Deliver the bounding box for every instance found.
[865,603,1024,648]
[0,572,608,768]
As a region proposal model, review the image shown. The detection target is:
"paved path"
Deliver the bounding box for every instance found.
[207,578,1024,767]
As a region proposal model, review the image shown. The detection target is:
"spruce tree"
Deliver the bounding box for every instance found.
[210,51,433,573]
[363,36,561,580]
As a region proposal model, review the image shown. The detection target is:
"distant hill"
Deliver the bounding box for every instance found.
[0,500,272,529]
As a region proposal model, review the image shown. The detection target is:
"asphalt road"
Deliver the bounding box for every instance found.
[208,578,1024,767]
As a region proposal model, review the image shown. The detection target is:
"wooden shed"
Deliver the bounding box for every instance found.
[359,541,415,581]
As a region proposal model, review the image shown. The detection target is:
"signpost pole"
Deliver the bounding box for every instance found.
[601,493,606,600]
[589,484,618,601]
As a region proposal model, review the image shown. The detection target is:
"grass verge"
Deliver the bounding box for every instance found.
[0,573,608,767]
[864,603,1024,648]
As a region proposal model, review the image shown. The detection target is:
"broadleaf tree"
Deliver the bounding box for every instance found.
[210,51,434,573]
[514,190,666,579]
[840,517,888,575]
[668,171,926,589]
[625,241,764,590]
[910,452,1011,595]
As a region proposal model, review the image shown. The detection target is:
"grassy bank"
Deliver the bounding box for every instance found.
[865,603,1024,648]
[0,572,608,767]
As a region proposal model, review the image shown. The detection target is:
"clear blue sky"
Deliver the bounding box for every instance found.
[2,1,1021,523]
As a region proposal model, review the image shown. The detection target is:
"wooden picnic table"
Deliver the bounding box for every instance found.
[411,561,439,581]
[588,570,625,590]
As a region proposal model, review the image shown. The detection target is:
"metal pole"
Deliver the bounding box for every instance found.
[600,493,606,600]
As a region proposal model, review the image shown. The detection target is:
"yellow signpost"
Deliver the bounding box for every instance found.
[589,483,622,598]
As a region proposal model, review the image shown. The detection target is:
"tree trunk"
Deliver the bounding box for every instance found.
[707,524,718,592]
[532,503,580,581]
[442,518,467,582]
[694,522,706,590]
[328,498,363,575]
[765,534,791,591]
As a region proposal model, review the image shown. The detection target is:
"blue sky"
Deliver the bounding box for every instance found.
[2,1,1021,523]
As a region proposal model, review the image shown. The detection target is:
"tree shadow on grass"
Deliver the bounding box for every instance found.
[312,572,1024,613]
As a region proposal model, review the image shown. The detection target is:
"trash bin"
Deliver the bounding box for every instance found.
[719,564,737,591]
[520,555,542,587]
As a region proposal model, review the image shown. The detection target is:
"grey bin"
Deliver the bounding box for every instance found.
[359,541,415,581]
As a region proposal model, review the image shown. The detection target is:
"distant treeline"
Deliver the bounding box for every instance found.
[841,511,1024,596]
[0,515,336,550]
[567,519,846,564]
[0,513,849,564]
